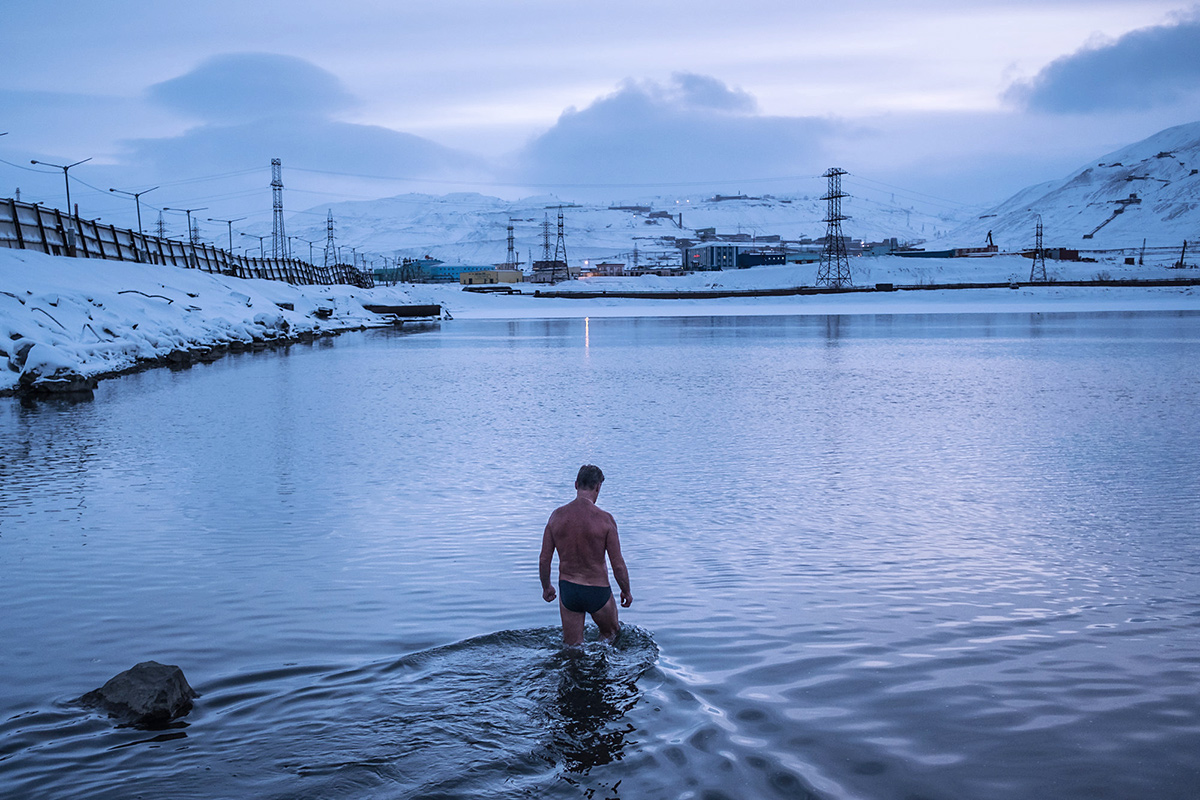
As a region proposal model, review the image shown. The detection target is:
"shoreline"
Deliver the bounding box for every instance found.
[0,324,364,399]
[4,248,1200,397]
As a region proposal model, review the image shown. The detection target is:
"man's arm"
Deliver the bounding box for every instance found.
[605,517,632,608]
[539,520,557,603]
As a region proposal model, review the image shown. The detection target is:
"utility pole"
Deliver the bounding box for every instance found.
[109,186,158,236]
[240,232,267,257]
[30,157,91,226]
[817,167,852,288]
[208,216,246,253]
[164,206,208,246]
[270,158,288,258]
[1029,215,1047,282]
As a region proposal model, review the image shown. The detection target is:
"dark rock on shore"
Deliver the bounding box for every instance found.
[80,661,198,727]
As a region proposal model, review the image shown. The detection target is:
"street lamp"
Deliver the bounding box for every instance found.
[163,206,208,245]
[304,239,319,264]
[240,232,267,258]
[30,157,91,219]
[287,235,309,261]
[208,216,246,253]
[109,186,159,236]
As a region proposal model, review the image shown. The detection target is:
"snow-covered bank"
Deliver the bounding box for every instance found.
[3,249,1199,395]
[0,249,416,395]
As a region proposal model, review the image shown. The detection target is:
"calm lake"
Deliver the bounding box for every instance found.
[2,311,1198,799]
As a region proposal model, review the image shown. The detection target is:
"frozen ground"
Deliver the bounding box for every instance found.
[2,247,1198,394]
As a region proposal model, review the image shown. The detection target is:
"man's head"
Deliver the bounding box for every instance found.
[575,464,604,491]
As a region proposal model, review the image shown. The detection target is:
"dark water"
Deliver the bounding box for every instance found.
[1,312,1198,799]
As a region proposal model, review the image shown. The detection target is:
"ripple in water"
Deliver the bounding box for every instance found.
[0,627,659,800]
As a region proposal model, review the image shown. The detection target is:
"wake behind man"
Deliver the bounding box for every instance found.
[539,464,632,647]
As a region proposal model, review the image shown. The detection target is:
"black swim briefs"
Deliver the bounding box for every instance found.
[558,580,613,614]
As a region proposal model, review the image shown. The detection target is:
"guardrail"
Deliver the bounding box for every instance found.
[0,197,373,289]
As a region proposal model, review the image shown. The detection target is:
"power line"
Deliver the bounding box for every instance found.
[845,173,985,211]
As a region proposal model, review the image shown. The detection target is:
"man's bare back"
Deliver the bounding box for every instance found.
[539,465,632,646]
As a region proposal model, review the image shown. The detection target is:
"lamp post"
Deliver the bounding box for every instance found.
[208,216,246,253]
[109,186,158,236]
[30,157,91,220]
[287,235,309,261]
[240,232,267,258]
[163,206,208,245]
[304,239,319,264]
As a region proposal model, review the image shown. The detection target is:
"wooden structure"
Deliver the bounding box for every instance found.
[0,197,373,288]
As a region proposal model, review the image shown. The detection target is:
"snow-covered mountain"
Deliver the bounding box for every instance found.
[284,190,966,267]
[940,121,1200,251]
[276,121,1200,266]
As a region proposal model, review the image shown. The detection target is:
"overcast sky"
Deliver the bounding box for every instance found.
[2,0,1198,237]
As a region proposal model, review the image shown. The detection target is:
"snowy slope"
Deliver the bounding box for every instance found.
[940,121,1200,251]
[282,190,967,267]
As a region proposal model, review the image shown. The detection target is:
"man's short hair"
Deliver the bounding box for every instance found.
[576,464,605,490]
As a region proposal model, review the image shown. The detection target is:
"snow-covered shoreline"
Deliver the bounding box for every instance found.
[3,248,1198,395]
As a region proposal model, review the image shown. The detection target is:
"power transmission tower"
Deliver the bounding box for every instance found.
[553,206,569,282]
[271,158,288,258]
[541,213,552,263]
[505,220,517,268]
[817,167,852,288]
[323,210,337,267]
[1029,215,1047,282]
[154,211,167,239]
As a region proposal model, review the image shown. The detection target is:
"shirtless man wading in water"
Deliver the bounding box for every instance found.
[539,465,632,647]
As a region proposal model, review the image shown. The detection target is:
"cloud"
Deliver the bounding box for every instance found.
[1005,11,1200,113]
[123,118,485,182]
[117,52,490,216]
[148,53,355,123]
[512,74,834,190]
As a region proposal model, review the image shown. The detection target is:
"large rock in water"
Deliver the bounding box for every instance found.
[80,661,197,726]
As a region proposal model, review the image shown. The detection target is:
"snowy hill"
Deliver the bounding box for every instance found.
[940,121,1200,251]
[282,190,967,268]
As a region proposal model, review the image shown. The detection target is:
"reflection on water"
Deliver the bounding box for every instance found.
[2,311,1199,799]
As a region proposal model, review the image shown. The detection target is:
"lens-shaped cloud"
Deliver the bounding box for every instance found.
[148,52,356,123]
[1005,12,1200,113]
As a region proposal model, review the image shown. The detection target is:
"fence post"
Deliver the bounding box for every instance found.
[33,204,51,255]
[9,199,26,250]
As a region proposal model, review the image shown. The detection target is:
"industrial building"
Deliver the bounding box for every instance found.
[460,268,523,285]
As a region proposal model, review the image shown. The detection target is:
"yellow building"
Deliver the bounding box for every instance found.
[460,269,524,285]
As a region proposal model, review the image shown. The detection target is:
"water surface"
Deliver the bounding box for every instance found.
[2,311,1198,799]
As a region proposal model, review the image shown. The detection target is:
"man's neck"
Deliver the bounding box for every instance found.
[575,488,599,504]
